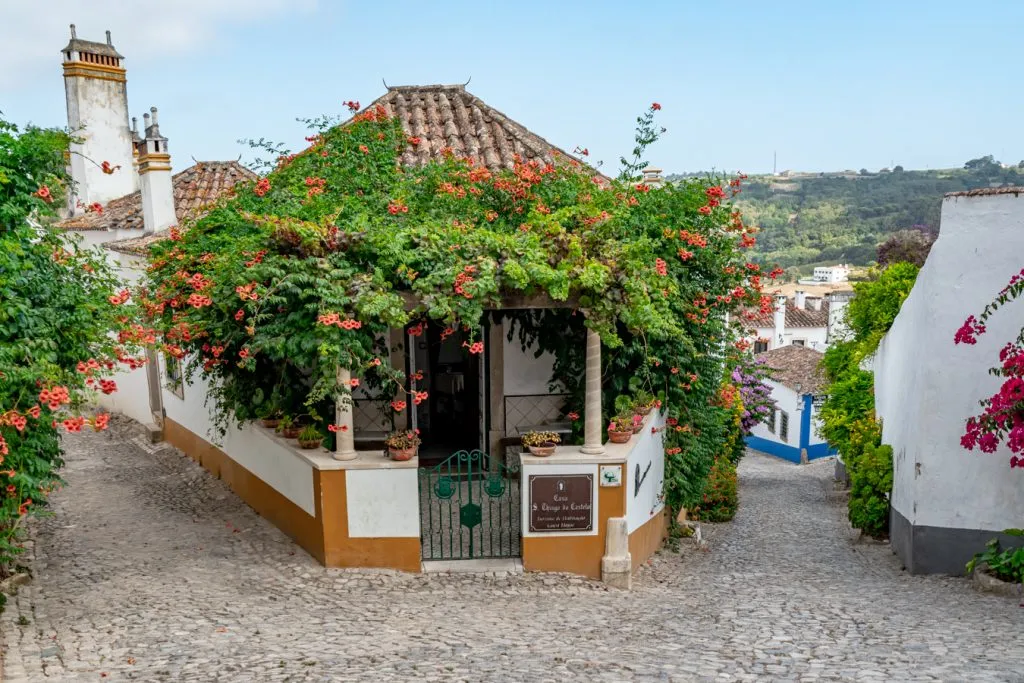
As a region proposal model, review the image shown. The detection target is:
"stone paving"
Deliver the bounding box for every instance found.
[2,422,1022,681]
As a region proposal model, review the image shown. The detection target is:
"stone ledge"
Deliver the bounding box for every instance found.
[972,563,1024,598]
[253,425,418,471]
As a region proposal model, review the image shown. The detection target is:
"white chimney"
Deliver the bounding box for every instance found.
[773,295,787,349]
[642,167,664,188]
[827,291,854,342]
[135,107,175,236]
[794,290,806,310]
[807,296,823,311]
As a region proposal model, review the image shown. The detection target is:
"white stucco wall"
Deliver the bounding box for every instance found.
[625,410,666,534]
[161,362,316,516]
[752,325,829,352]
[64,71,136,210]
[875,192,1024,532]
[96,254,153,424]
[502,334,558,395]
[750,381,800,447]
[345,469,420,537]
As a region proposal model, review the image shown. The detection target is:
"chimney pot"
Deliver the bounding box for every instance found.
[70,24,77,39]
[106,30,112,45]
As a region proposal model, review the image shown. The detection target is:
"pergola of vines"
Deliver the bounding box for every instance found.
[141,103,775,510]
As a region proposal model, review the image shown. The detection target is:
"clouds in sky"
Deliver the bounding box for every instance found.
[0,0,316,88]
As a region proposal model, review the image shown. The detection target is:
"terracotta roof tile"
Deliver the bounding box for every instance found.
[756,345,827,394]
[743,300,830,329]
[58,161,256,233]
[944,186,1024,198]
[369,84,588,173]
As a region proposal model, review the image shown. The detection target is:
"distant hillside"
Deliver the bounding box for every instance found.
[669,157,1024,272]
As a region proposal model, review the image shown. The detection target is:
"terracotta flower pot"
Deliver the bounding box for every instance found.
[389,446,416,461]
[528,444,556,457]
[261,418,280,429]
[608,430,632,444]
[298,438,323,450]
[631,420,644,434]
[282,426,302,439]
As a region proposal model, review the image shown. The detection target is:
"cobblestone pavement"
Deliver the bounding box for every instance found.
[2,425,1022,682]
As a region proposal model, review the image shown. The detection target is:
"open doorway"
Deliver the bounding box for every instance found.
[409,322,482,466]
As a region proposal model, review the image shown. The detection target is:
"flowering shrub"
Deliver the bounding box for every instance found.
[730,358,776,433]
[0,116,141,572]
[956,268,1024,469]
[142,102,772,512]
[691,456,738,522]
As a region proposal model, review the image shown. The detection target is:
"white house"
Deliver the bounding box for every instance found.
[743,290,848,352]
[746,345,835,463]
[874,186,1024,575]
[51,28,668,584]
[799,264,850,285]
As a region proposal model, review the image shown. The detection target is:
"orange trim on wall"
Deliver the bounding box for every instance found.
[628,508,667,571]
[318,470,421,572]
[163,418,326,562]
[521,465,625,579]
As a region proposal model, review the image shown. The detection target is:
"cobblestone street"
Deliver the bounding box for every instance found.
[2,424,1021,682]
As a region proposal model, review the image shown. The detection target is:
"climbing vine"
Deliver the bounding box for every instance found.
[0,116,143,572]
[142,102,776,512]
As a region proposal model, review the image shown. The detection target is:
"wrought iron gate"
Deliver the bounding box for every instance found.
[419,450,521,560]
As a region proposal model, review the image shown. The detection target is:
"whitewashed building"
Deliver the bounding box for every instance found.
[49,28,669,583]
[746,345,834,463]
[874,186,1024,575]
[799,264,850,285]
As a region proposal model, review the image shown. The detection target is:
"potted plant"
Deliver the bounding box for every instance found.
[260,409,282,429]
[629,412,644,433]
[632,390,655,415]
[384,429,421,461]
[608,413,634,444]
[279,415,302,439]
[522,430,561,457]
[297,425,323,450]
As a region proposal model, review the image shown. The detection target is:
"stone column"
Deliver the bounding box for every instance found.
[601,517,632,589]
[580,327,605,455]
[333,366,357,461]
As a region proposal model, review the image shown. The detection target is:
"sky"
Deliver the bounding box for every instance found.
[2,0,1022,176]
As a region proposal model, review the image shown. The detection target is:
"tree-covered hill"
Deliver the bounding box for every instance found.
[670,157,1024,273]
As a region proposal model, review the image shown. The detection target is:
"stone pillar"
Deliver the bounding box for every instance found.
[601,517,632,589]
[333,367,357,461]
[580,327,605,455]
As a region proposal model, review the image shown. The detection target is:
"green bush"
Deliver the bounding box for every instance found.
[691,457,738,522]
[967,534,1024,584]
[848,441,893,536]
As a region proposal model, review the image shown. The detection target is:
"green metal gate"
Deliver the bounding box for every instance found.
[419,450,521,560]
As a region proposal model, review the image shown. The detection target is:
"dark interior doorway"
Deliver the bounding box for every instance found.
[411,322,481,466]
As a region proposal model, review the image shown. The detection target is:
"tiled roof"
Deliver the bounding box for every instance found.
[58,161,256,233]
[367,84,586,173]
[756,345,827,394]
[944,186,1024,198]
[744,300,830,329]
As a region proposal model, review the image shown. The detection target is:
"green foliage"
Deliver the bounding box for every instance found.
[691,162,1024,270]
[847,439,893,537]
[0,115,141,573]
[966,536,1024,585]
[819,263,919,537]
[691,457,738,522]
[144,104,767,514]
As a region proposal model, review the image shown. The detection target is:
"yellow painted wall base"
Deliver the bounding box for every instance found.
[522,464,625,579]
[629,508,667,571]
[163,418,420,572]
